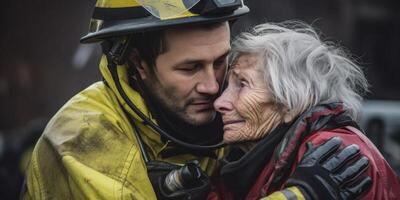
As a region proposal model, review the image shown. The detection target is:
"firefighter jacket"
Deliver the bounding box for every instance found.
[23,56,225,199]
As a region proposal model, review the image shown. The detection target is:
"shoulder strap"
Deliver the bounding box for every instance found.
[103,77,152,163]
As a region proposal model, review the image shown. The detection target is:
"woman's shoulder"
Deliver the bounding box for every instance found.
[302,127,380,158]
[298,126,386,165]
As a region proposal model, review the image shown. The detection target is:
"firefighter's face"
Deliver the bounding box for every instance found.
[139,23,230,126]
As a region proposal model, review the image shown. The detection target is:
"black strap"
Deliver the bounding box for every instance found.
[103,77,151,163]
[93,7,150,21]
[322,114,361,132]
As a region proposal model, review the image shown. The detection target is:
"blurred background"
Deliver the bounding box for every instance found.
[1,0,399,198]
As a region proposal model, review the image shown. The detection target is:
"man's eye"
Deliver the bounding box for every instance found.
[178,64,200,72]
[214,59,227,69]
[179,67,195,71]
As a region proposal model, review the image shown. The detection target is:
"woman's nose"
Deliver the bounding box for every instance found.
[214,90,233,114]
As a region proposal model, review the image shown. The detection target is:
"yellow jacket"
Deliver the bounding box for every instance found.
[24,56,224,199]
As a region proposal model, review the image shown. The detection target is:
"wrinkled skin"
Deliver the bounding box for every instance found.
[214,54,288,144]
[133,23,230,126]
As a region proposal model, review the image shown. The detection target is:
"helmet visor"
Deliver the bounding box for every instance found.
[136,0,200,20]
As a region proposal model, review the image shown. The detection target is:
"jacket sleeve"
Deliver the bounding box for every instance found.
[208,180,305,200]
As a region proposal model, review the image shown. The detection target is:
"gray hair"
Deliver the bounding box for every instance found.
[230,21,369,120]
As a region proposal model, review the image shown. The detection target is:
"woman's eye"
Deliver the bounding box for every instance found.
[240,80,248,88]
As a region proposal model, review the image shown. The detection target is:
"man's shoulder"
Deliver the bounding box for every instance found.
[42,81,135,152]
[52,81,123,119]
[67,81,117,109]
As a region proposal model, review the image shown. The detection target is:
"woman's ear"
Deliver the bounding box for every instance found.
[127,49,149,80]
[282,108,295,123]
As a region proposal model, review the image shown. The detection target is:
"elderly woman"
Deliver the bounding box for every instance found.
[212,21,400,199]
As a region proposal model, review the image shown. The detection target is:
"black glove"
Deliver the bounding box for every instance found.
[147,160,211,200]
[285,137,372,200]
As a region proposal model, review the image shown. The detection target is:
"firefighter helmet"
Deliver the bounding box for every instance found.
[81,0,249,43]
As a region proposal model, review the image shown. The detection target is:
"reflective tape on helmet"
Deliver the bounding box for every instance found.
[96,0,141,8]
[136,0,198,20]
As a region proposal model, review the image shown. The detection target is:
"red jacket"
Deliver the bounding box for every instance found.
[210,104,400,199]
[249,126,400,199]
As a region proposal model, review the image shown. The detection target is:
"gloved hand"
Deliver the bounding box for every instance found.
[285,137,372,200]
[147,160,210,200]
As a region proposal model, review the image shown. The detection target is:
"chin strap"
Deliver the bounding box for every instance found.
[103,40,225,152]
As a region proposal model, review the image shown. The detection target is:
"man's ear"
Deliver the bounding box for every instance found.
[127,49,150,80]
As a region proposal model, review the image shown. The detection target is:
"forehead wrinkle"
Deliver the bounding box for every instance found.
[231,64,259,85]
[233,54,261,71]
[228,67,240,80]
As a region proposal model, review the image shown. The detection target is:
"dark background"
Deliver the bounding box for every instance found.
[1,0,399,130]
[1,0,399,198]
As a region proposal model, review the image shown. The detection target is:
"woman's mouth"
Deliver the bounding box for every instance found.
[223,119,245,126]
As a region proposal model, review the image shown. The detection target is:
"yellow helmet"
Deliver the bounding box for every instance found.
[80,0,249,43]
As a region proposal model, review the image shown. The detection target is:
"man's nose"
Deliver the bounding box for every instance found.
[196,67,220,95]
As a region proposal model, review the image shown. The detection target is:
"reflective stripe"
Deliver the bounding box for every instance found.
[94,0,197,20]
[282,188,298,200]
[96,0,140,8]
[136,0,198,20]
[260,187,306,200]
[287,186,306,200]
[260,191,287,200]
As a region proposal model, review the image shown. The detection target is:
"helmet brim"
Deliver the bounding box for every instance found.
[80,6,249,43]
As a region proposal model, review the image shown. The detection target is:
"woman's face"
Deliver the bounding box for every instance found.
[214,54,285,144]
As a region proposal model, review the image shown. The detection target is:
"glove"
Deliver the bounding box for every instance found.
[147,160,211,200]
[285,137,372,200]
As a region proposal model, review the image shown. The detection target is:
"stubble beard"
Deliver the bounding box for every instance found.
[144,78,216,127]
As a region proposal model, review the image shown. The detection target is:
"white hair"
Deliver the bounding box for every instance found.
[230,20,369,120]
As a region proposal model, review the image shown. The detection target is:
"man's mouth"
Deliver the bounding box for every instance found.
[192,100,212,105]
[190,101,213,110]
